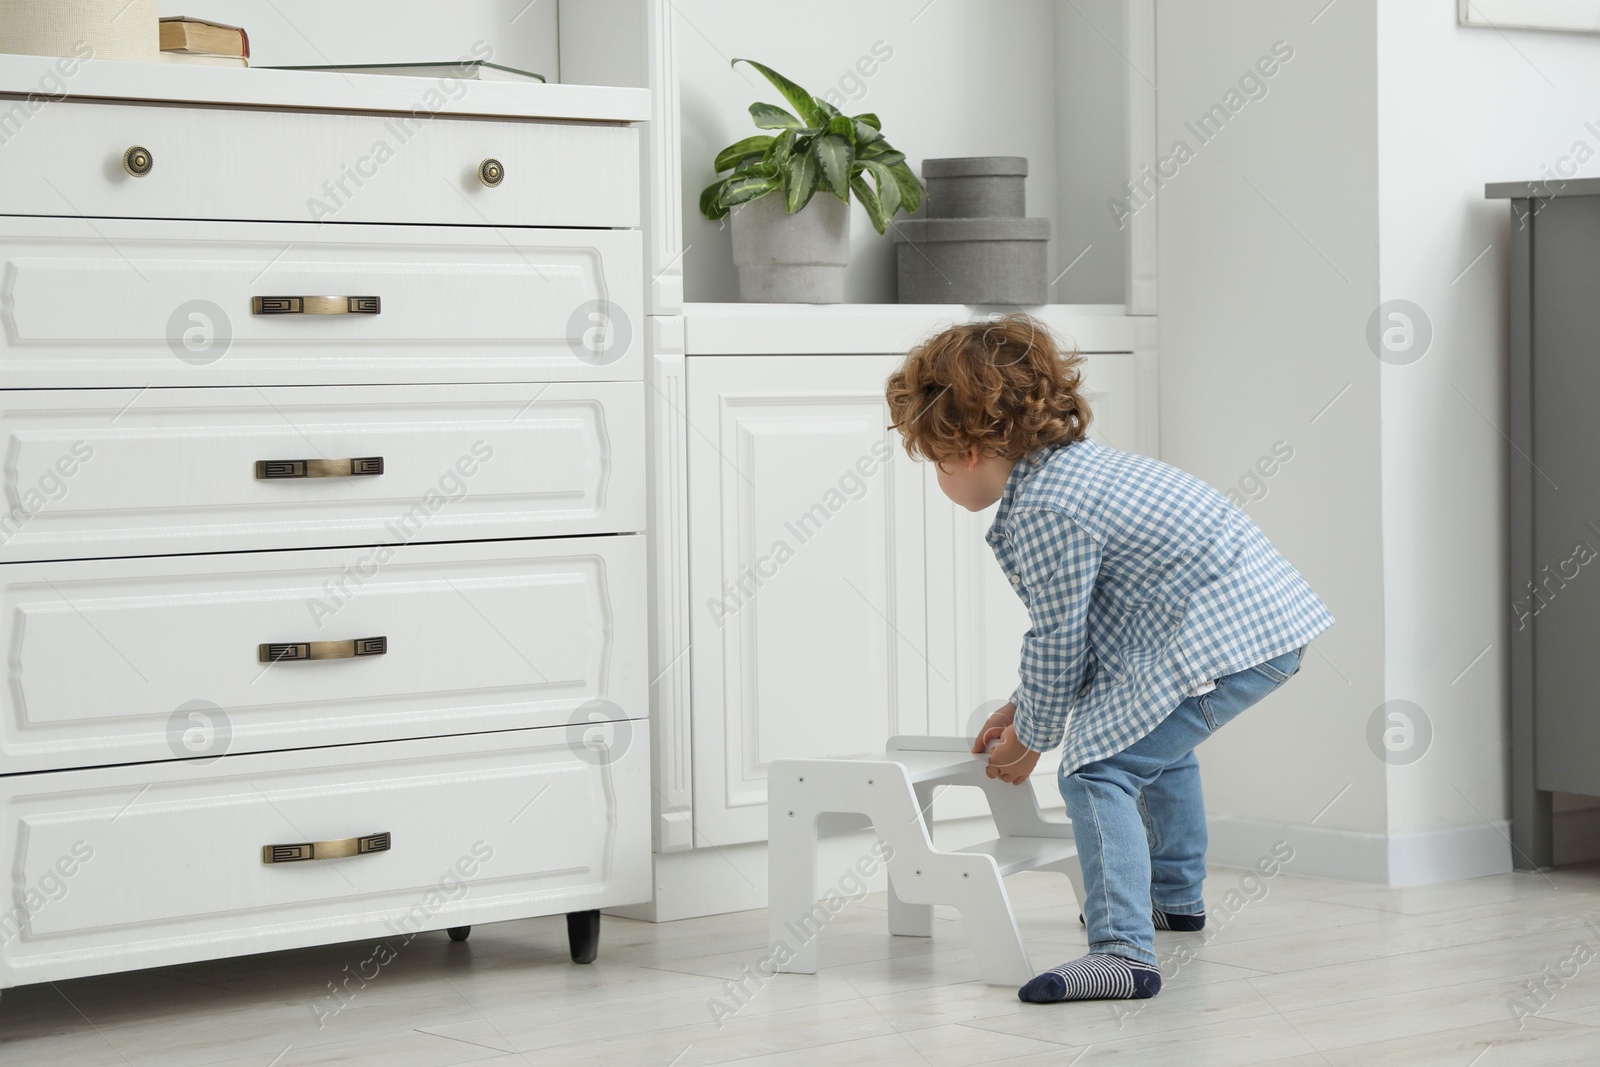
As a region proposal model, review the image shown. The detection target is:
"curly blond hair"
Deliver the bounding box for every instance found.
[885,314,1092,464]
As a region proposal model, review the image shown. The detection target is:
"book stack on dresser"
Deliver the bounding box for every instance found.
[0,54,652,992]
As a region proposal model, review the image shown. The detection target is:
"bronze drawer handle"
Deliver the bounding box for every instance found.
[259,636,387,664]
[478,158,505,187]
[251,296,381,315]
[263,832,391,864]
[255,457,384,479]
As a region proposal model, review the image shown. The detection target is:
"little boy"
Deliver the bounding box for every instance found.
[885,315,1332,1004]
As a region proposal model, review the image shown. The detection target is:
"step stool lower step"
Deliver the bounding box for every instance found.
[950,837,1080,877]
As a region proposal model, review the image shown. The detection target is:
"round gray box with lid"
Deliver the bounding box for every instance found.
[922,156,1028,219]
[893,216,1050,305]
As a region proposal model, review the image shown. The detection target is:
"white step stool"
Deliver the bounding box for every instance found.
[768,735,1087,986]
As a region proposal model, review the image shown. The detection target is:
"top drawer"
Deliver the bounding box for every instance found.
[0,98,639,228]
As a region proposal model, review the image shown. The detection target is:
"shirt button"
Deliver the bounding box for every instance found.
[1010,574,1021,586]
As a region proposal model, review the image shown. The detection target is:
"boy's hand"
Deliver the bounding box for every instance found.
[985,725,1041,785]
[972,701,1017,754]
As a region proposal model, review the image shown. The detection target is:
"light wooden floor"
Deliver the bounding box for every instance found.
[5,861,1600,1066]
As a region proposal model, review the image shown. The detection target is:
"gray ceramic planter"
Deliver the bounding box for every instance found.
[893,216,1051,305]
[730,192,850,303]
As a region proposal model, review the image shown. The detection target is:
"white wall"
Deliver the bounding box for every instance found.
[1160,0,1600,878]
[159,1,559,80]
[673,0,1065,304]
[1156,1,1389,843]
[1377,6,1600,842]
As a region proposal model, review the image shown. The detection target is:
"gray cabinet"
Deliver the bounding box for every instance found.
[1489,179,1600,868]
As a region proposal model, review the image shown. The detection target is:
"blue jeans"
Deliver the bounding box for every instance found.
[1057,646,1306,965]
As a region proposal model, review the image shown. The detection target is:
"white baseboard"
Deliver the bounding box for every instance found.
[1205,816,1387,883]
[619,813,1519,922]
[1206,815,1513,887]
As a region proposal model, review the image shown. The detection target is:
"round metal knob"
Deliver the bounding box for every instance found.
[122,145,154,178]
[477,158,505,187]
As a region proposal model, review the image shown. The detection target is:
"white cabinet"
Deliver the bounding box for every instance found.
[679,337,1154,849]
[686,355,927,845]
[0,56,653,985]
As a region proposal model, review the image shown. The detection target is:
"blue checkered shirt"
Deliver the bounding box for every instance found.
[987,438,1333,772]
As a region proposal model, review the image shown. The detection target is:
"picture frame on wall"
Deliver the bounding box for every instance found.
[1459,0,1600,34]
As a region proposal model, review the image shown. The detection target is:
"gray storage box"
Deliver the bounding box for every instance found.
[922,156,1028,219]
[893,216,1050,304]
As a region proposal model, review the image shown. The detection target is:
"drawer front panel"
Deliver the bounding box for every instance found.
[0,217,643,387]
[0,98,639,227]
[0,726,649,987]
[0,383,644,561]
[0,537,646,773]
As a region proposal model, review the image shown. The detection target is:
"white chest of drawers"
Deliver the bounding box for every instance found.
[0,55,652,990]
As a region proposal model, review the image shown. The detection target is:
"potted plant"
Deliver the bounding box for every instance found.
[700,59,924,303]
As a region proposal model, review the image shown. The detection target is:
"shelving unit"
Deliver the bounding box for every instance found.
[557,0,1160,921]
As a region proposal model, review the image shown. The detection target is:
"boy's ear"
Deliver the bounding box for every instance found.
[965,448,981,472]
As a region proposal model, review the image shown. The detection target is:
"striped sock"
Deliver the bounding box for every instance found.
[1018,953,1163,1003]
[1078,909,1206,931]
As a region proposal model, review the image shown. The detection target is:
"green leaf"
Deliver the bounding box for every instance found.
[852,119,884,146]
[827,114,856,144]
[735,156,780,180]
[733,59,823,128]
[850,174,890,235]
[813,134,855,201]
[785,150,819,214]
[814,97,841,121]
[854,112,882,130]
[749,101,803,130]
[713,135,775,173]
[700,178,732,220]
[722,174,781,208]
[890,161,924,215]
[771,129,797,167]
[863,159,902,220]
[857,144,904,167]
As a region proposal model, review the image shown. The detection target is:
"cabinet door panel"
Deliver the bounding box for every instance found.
[687,355,926,845]
[1531,198,1600,796]
[925,352,1143,815]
